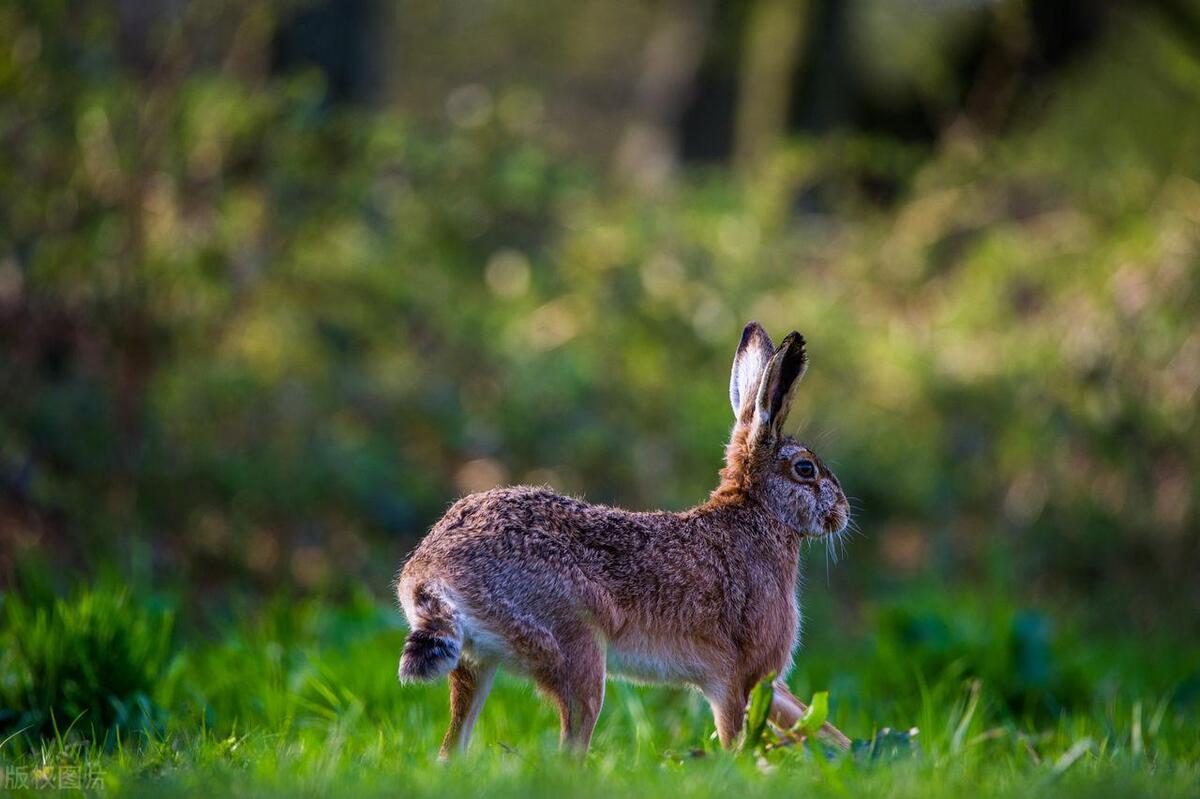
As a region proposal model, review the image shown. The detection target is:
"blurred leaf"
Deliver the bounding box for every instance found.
[851,727,921,762]
[793,690,828,737]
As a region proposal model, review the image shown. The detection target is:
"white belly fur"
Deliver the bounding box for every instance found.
[605,642,704,685]
[444,590,707,686]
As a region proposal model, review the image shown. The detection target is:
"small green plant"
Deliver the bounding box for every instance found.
[0,586,174,743]
[741,677,833,756]
[741,673,777,753]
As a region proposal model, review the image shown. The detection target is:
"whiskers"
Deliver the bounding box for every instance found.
[821,513,863,583]
[824,528,848,566]
[811,427,835,449]
[802,500,864,586]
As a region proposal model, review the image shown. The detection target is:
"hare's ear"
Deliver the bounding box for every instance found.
[730,322,775,421]
[751,331,808,443]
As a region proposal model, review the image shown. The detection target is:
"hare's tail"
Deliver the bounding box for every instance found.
[398,581,462,683]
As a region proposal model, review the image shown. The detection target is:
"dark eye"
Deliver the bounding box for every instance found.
[793,459,817,479]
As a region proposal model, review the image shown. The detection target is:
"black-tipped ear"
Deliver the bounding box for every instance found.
[730,322,775,420]
[752,331,808,440]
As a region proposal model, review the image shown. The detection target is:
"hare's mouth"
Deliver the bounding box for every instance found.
[821,506,849,536]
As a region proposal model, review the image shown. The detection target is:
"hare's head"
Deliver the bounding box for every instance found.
[716,322,850,537]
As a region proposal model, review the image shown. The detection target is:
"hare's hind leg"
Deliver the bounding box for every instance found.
[770,681,852,750]
[438,660,498,759]
[533,626,605,754]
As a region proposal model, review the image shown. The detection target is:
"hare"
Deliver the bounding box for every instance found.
[396,322,851,757]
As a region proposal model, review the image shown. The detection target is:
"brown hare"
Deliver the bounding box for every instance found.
[397,322,852,757]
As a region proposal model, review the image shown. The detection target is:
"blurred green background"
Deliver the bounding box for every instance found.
[2,1,1200,634]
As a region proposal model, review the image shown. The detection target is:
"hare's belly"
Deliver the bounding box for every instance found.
[606,638,706,685]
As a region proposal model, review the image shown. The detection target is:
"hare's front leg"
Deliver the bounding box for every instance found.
[534,625,606,753]
[438,660,498,759]
[704,680,750,749]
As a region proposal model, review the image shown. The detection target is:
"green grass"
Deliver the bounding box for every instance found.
[1,586,1197,798]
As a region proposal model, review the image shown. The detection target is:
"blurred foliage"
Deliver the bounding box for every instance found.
[0,0,1198,628]
[871,595,1090,717]
[0,585,173,740]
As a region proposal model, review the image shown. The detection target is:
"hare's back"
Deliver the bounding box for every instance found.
[403,485,604,581]
[401,486,625,648]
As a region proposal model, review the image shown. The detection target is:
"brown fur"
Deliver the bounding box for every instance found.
[397,322,851,756]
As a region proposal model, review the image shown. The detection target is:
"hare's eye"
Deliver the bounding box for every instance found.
[793,459,817,479]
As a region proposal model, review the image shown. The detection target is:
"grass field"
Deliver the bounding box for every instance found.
[1,582,1197,798]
